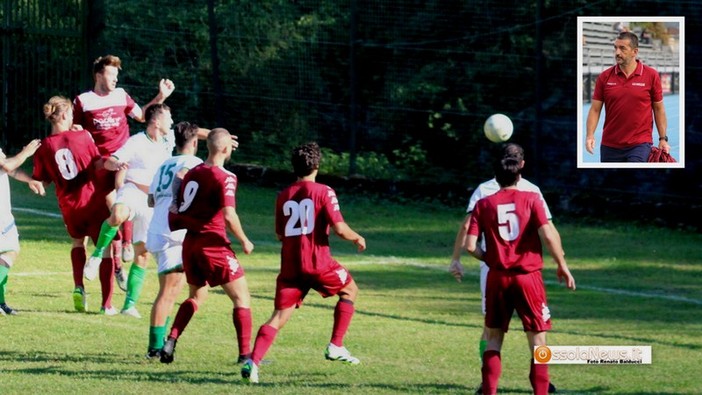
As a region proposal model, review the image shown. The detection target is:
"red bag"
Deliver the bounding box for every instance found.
[648,146,676,163]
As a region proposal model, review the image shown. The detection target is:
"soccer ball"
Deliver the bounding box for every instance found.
[483,113,514,143]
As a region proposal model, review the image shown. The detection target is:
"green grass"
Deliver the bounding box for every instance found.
[2,177,701,394]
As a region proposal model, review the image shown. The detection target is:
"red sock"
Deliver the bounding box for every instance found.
[233,307,252,356]
[111,240,123,270]
[70,247,85,288]
[530,360,549,395]
[330,299,355,346]
[122,221,133,245]
[482,350,501,395]
[169,298,198,339]
[99,257,114,308]
[251,324,278,365]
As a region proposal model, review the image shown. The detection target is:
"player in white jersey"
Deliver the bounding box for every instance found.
[0,141,45,315]
[144,122,203,358]
[449,143,560,394]
[85,103,176,318]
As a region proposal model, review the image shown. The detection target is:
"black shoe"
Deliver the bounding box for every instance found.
[549,382,557,393]
[146,348,162,360]
[160,337,177,364]
[237,353,252,364]
[0,303,17,315]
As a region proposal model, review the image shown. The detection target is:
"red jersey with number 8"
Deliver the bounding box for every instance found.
[275,181,345,277]
[468,189,549,273]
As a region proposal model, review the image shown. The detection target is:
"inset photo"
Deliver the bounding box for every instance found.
[577,16,684,168]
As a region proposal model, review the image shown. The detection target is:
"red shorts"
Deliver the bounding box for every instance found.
[182,236,245,287]
[484,270,551,333]
[61,189,111,244]
[274,261,353,310]
[94,165,117,197]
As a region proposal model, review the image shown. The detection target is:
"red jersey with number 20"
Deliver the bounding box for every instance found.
[468,189,549,273]
[169,163,237,246]
[276,181,345,277]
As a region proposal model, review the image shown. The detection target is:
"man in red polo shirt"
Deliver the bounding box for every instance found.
[585,31,669,162]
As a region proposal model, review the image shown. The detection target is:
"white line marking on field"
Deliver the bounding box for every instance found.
[13,207,63,218]
[13,208,702,306]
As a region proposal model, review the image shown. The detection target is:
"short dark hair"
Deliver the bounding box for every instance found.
[291,142,321,177]
[494,156,521,187]
[173,121,199,149]
[501,142,524,162]
[617,31,639,49]
[145,103,170,124]
[92,54,121,75]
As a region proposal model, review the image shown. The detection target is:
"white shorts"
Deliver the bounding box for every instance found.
[480,261,489,315]
[0,220,20,256]
[146,230,186,274]
[115,183,153,244]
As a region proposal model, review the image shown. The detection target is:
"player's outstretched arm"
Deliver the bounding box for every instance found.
[538,224,575,290]
[0,139,41,174]
[332,222,366,252]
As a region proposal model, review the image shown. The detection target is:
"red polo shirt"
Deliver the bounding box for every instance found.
[593,59,663,148]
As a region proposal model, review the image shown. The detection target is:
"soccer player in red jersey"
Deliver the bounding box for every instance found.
[32,96,116,314]
[73,54,175,274]
[466,154,576,395]
[241,142,366,384]
[160,128,254,364]
[586,31,669,162]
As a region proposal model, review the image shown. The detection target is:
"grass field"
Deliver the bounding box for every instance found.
[2,176,701,394]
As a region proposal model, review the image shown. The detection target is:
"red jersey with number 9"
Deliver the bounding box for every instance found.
[275,180,345,277]
[468,188,549,273]
[169,163,237,246]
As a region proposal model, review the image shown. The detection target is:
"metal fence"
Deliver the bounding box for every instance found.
[0,0,85,149]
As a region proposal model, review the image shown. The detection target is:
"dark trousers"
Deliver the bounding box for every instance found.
[601,143,652,163]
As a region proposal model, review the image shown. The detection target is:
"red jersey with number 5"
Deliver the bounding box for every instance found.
[275,180,345,277]
[468,189,549,273]
[169,163,236,246]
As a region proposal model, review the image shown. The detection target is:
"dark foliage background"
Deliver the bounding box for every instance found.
[1,0,700,228]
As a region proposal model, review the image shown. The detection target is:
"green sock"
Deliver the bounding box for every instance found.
[149,325,167,349]
[92,221,119,257]
[479,339,488,361]
[0,265,9,304]
[123,264,146,310]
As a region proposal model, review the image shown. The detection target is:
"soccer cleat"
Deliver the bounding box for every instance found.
[122,244,135,262]
[237,354,251,364]
[475,381,556,394]
[100,306,118,316]
[73,287,87,312]
[0,303,18,315]
[84,255,102,281]
[121,306,142,318]
[160,337,177,364]
[240,359,259,384]
[324,343,360,365]
[146,348,162,360]
[114,268,127,292]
